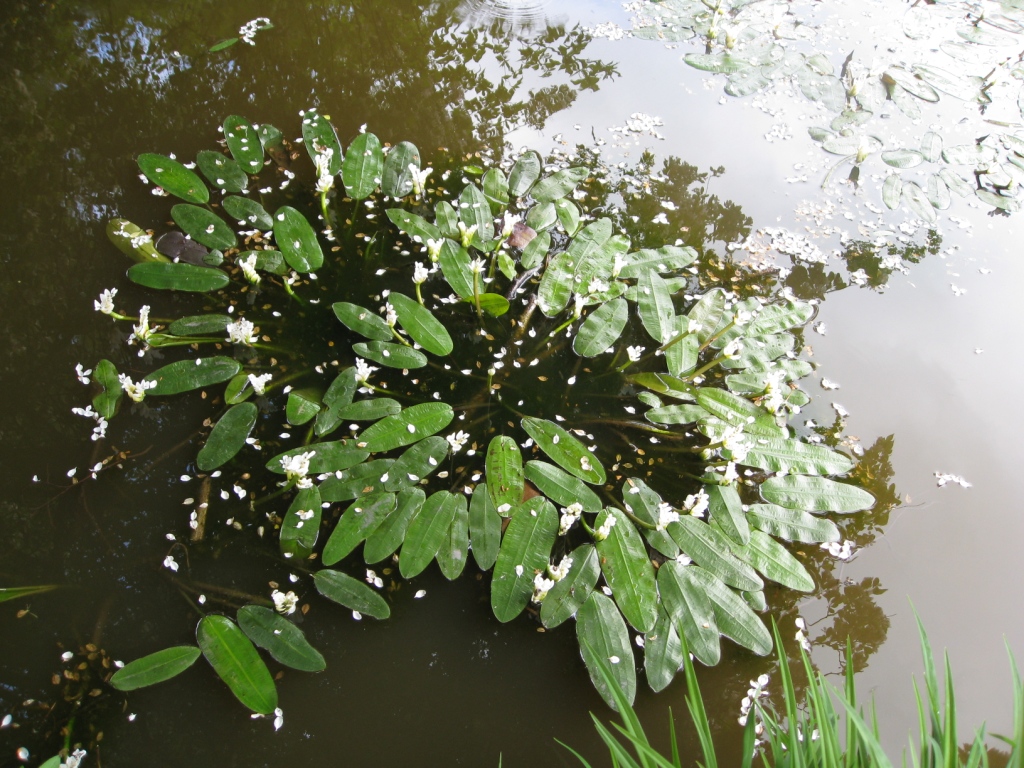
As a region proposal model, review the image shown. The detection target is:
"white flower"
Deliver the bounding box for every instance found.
[531,572,555,603]
[683,488,709,518]
[75,363,92,385]
[91,417,108,442]
[412,261,429,285]
[627,345,645,362]
[384,302,398,327]
[723,461,739,482]
[314,148,335,194]
[226,318,259,346]
[365,569,384,589]
[239,253,261,285]
[500,212,521,238]
[655,502,680,531]
[248,372,272,395]
[118,374,157,403]
[280,451,316,488]
[594,513,617,541]
[549,555,573,581]
[446,430,469,453]
[721,338,742,359]
[559,502,583,535]
[94,288,117,315]
[354,357,378,388]
[425,238,443,262]
[572,292,587,318]
[162,555,179,572]
[721,426,750,462]
[458,221,478,248]
[62,748,88,768]
[271,589,298,615]
[410,165,432,199]
[612,253,628,278]
[130,305,153,346]
[469,256,486,274]
[72,405,97,419]
[273,707,284,731]
[239,16,272,44]
[587,277,609,295]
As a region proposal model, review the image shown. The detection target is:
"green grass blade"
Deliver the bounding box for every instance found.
[679,633,718,768]
[557,739,596,768]
[942,652,957,768]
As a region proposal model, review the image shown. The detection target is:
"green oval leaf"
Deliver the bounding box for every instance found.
[707,482,750,546]
[237,605,325,673]
[696,388,784,437]
[92,359,122,419]
[388,292,453,356]
[364,487,424,564]
[342,132,383,200]
[574,297,628,357]
[540,544,600,629]
[657,561,720,667]
[302,111,343,175]
[644,404,708,425]
[468,485,502,571]
[576,593,636,711]
[523,460,602,514]
[332,302,392,342]
[385,208,441,245]
[197,615,277,714]
[744,437,854,475]
[143,356,241,395]
[168,314,232,337]
[436,493,470,580]
[508,151,541,197]
[621,478,678,558]
[314,569,390,619]
[384,436,449,491]
[668,516,763,592]
[197,402,257,471]
[223,196,273,230]
[267,442,369,475]
[617,245,697,278]
[685,566,772,656]
[684,52,749,73]
[437,239,475,299]
[554,197,581,236]
[881,149,924,169]
[644,607,683,693]
[224,116,265,174]
[482,167,509,213]
[127,262,229,293]
[280,485,323,560]
[286,388,321,426]
[109,646,201,691]
[138,153,209,204]
[196,150,248,193]
[595,508,657,633]
[760,476,875,512]
[399,490,461,578]
[530,166,589,203]
[334,397,402,422]
[882,174,903,210]
[381,141,421,198]
[491,497,558,622]
[486,436,524,514]
[274,206,323,273]
[637,270,676,346]
[321,492,396,565]
[318,459,393,502]
[521,417,606,485]
[747,503,840,543]
[170,204,236,251]
[477,293,510,317]
[357,403,454,453]
[735,530,814,592]
[459,183,494,244]
[352,341,428,369]
[520,229,550,270]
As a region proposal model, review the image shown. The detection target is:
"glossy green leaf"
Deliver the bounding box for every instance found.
[342,132,383,199]
[486,436,524,514]
[554,198,581,236]
[637,270,675,345]
[881,149,924,169]
[315,368,359,436]
[436,493,470,580]
[468,485,501,571]
[620,477,678,558]
[477,293,511,317]
[400,490,461,578]
[334,397,401,422]
[301,110,343,175]
[458,183,494,244]
[170,204,236,250]
[434,201,458,238]
[686,288,726,343]
[197,402,257,471]
[209,38,238,52]
[239,248,287,275]
[317,459,393,502]
[742,590,767,612]
[437,239,475,299]
[977,188,1021,212]
[491,497,558,622]
[267,442,368,475]
[138,153,209,204]
[684,52,748,73]
[256,123,284,151]
[903,181,939,222]
[168,314,232,337]
[196,150,248,193]
[223,116,265,174]
[668,517,763,592]
[383,436,448,491]
[644,404,708,425]
[939,168,973,198]
[519,230,550,272]
[745,301,814,336]
[707,482,750,546]
[747,503,840,543]
[595,508,657,633]
[237,606,325,673]
[352,340,427,369]
[617,245,697,278]
[523,461,602,514]
[573,297,628,357]
[388,292,452,356]
[197,615,277,714]
[530,166,589,203]
[540,544,600,629]
[127,262,229,293]
[274,206,323,273]
[576,593,636,711]
[322,492,396,565]
[143,356,240,396]
[665,322,698,377]
[286,388,321,426]
[222,196,272,230]
[381,141,420,198]
[696,388,784,437]
[760,475,875,513]
[357,403,453,453]
[332,302,392,342]
[822,133,883,156]
[482,168,509,213]
[567,218,614,287]
[109,646,201,691]
[882,174,903,210]
[644,607,683,693]
[657,561,720,667]
[920,130,943,162]
[927,173,951,211]
[106,218,167,263]
[92,359,122,420]
[387,209,441,247]
[364,487,424,564]
[508,151,541,197]
[535,250,576,317]
[280,485,322,560]
[685,566,772,656]
[521,417,605,485]
[314,569,390,619]
[744,437,854,475]
[629,372,696,402]
[736,530,814,591]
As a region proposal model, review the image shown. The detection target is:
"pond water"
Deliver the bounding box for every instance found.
[1,0,1023,765]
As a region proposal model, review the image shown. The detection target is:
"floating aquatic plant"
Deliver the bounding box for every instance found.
[83,110,875,718]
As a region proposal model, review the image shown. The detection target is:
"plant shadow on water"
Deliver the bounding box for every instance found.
[0,2,949,766]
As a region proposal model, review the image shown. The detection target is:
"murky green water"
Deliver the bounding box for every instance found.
[2,0,1023,765]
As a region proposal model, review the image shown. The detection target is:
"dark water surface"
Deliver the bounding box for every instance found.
[1,0,1022,765]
